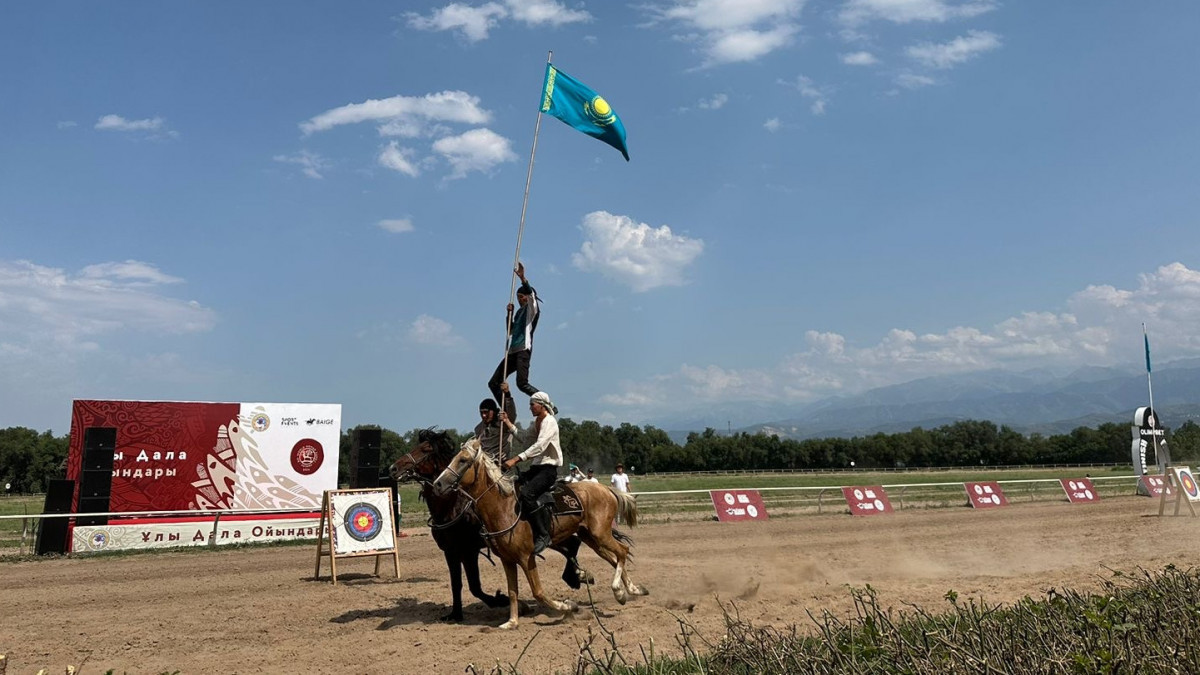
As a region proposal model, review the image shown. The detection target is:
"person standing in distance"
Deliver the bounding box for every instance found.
[610,463,631,493]
[489,262,540,405]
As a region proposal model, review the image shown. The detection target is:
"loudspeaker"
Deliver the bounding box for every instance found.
[77,426,117,526]
[350,428,382,489]
[36,479,75,555]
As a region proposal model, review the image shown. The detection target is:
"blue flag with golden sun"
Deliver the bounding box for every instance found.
[540,63,629,161]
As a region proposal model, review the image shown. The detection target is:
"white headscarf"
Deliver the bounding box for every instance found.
[530,391,557,415]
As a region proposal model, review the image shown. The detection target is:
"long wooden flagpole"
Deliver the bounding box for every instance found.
[498,50,552,421]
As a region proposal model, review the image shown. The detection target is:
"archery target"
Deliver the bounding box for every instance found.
[330,489,396,555]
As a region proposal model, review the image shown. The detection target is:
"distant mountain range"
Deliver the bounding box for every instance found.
[654,359,1200,443]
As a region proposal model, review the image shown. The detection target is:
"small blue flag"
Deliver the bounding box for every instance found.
[1145,333,1152,373]
[540,63,629,161]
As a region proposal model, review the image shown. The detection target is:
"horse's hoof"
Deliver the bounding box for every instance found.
[630,585,649,596]
[562,600,579,613]
[579,570,595,585]
[485,592,509,608]
[440,612,464,623]
[498,620,519,630]
[614,589,628,605]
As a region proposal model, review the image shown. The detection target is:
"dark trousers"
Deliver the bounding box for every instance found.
[489,349,537,401]
[518,464,557,515]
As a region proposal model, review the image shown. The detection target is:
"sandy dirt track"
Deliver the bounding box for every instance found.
[4,495,1199,674]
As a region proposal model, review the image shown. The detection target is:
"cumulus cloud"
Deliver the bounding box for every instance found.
[763,117,781,132]
[406,314,466,347]
[94,114,178,139]
[273,150,330,179]
[906,30,1001,69]
[650,0,805,66]
[841,51,879,65]
[431,127,517,179]
[839,0,995,26]
[600,262,1200,413]
[301,91,514,181]
[378,218,415,233]
[895,72,937,89]
[407,0,591,42]
[571,211,704,292]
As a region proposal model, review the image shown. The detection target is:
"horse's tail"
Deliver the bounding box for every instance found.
[611,488,638,528]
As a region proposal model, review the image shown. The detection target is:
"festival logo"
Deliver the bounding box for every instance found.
[88,530,109,551]
[344,502,384,542]
[291,439,325,476]
[251,412,271,432]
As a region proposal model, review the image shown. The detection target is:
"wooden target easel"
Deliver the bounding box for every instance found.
[314,488,401,585]
[1157,466,1200,517]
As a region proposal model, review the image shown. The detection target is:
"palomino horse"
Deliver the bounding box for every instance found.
[389,429,507,621]
[432,438,648,630]
[389,430,591,621]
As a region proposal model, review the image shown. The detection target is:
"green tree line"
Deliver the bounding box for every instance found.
[7,419,1200,494]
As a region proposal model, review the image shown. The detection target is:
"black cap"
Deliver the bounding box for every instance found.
[479,398,499,412]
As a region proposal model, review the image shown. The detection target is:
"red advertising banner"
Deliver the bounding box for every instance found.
[842,486,894,516]
[709,490,769,522]
[1139,475,1174,498]
[964,481,1008,509]
[67,400,341,516]
[1060,478,1100,504]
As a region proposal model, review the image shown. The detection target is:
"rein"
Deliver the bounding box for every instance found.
[441,443,522,540]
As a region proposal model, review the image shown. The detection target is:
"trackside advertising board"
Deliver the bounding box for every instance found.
[963,481,1008,509]
[66,400,340,551]
[1060,478,1100,504]
[842,486,894,516]
[709,490,769,522]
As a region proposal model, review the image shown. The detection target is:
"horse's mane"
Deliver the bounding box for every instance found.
[417,427,457,461]
[462,438,515,496]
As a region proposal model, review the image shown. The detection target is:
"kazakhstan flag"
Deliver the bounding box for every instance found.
[540,63,629,161]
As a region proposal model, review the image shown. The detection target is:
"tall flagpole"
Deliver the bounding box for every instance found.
[498,50,553,425]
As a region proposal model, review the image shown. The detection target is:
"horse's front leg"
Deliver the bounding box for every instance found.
[464,547,507,608]
[498,560,521,630]
[522,556,578,616]
[443,551,465,622]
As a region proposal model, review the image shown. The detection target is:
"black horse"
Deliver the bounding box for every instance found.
[389,429,589,622]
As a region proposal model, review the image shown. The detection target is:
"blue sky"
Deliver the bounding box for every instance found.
[3,1,1200,435]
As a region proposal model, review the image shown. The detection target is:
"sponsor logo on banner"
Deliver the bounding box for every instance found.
[1139,475,1173,498]
[842,486,894,515]
[964,481,1008,509]
[1061,477,1100,504]
[291,438,325,475]
[251,412,271,432]
[709,490,769,522]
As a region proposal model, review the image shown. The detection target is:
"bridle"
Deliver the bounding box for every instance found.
[436,442,522,539]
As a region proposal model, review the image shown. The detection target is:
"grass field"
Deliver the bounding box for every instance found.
[0,495,42,553]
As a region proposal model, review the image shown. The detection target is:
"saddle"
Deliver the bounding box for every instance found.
[540,481,583,516]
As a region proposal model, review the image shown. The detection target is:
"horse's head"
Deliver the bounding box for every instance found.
[389,428,455,483]
[431,438,484,497]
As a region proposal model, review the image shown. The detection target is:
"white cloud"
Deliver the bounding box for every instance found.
[300,91,490,136]
[839,0,995,26]
[94,114,178,139]
[906,30,1001,69]
[763,117,781,132]
[780,75,829,115]
[841,51,879,65]
[571,211,704,292]
[378,141,421,177]
[57,121,78,129]
[407,0,590,42]
[407,314,466,347]
[273,150,330,179]
[0,259,215,352]
[431,127,517,179]
[895,72,937,89]
[600,262,1200,415]
[651,0,805,66]
[378,218,415,233]
[698,93,729,110]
